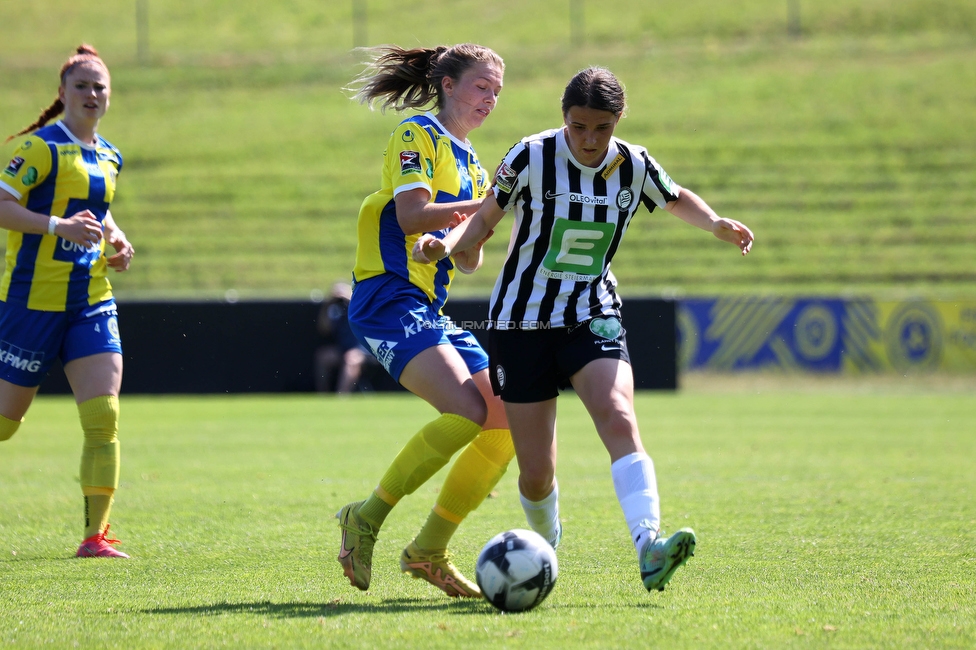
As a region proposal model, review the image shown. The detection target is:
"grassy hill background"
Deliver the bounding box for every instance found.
[2,0,974,300]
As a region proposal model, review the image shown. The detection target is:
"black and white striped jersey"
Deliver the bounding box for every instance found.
[487,127,680,329]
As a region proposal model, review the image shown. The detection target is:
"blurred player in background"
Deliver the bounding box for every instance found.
[415,67,754,593]
[314,282,370,394]
[0,44,135,558]
[334,44,514,599]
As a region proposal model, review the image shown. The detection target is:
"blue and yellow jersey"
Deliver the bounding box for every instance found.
[352,112,490,313]
[0,121,122,312]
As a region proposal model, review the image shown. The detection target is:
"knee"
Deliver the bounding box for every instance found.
[451,385,488,427]
[79,395,120,444]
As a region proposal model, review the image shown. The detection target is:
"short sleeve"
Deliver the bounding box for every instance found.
[492,141,530,212]
[386,122,437,198]
[0,136,52,201]
[640,154,680,210]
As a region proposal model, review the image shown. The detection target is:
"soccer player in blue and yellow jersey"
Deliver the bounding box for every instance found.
[335,44,514,598]
[0,45,135,558]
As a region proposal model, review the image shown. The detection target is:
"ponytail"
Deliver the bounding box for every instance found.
[348,43,503,113]
[5,44,108,143]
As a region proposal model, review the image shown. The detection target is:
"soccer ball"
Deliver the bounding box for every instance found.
[475,529,558,612]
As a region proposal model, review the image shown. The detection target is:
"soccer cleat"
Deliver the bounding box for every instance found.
[639,528,696,592]
[336,501,377,591]
[400,540,482,598]
[76,524,130,558]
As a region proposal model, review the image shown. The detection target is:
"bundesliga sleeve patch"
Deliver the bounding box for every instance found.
[494,162,517,193]
[399,150,422,176]
[2,157,25,177]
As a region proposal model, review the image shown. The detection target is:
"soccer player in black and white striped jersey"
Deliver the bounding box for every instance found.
[415,67,753,594]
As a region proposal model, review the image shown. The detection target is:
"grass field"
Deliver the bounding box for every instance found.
[2,382,974,648]
[2,2,975,299]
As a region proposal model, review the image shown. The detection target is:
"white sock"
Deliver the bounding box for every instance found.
[519,479,561,547]
[611,452,660,552]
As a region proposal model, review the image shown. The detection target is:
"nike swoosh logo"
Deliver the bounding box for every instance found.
[338,529,353,559]
[601,344,622,351]
[544,190,565,200]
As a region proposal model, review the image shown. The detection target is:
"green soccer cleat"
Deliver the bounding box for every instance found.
[639,528,696,592]
[336,501,377,591]
[400,540,482,598]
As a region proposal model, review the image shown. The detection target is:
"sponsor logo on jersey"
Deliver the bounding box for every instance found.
[615,187,634,210]
[544,190,565,200]
[22,167,38,186]
[399,151,422,175]
[656,167,676,195]
[365,337,397,372]
[568,192,609,206]
[0,341,44,374]
[400,307,433,338]
[425,157,434,179]
[601,153,626,180]
[3,157,24,177]
[59,149,80,157]
[494,162,517,193]
[590,316,623,341]
[401,129,415,143]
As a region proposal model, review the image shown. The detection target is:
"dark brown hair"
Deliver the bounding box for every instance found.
[5,44,109,143]
[348,43,503,112]
[561,67,627,117]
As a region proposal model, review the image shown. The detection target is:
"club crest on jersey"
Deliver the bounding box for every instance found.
[494,163,517,193]
[616,187,635,210]
[399,151,422,176]
[3,157,24,177]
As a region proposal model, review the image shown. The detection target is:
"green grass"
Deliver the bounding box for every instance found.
[2,383,974,648]
[1,2,975,299]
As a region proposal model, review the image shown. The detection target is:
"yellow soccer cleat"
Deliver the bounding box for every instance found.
[400,540,482,598]
[336,501,377,591]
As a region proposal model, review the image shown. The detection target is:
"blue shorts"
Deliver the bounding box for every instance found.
[348,275,488,383]
[0,299,123,387]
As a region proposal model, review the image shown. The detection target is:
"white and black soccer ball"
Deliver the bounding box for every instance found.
[476,529,558,612]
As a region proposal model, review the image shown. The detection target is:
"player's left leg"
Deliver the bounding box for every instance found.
[64,351,128,559]
[571,357,695,592]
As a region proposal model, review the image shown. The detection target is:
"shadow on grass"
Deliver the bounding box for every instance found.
[142,598,489,618]
[142,597,665,618]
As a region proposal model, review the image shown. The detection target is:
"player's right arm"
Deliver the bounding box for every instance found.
[0,190,103,248]
[413,194,506,263]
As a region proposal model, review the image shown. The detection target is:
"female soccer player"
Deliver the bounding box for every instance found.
[335,44,514,598]
[415,67,754,593]
[0,44,135,558]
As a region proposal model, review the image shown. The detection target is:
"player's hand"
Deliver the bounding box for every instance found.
[446,211,468,230]
[56,210,103,247]
[712,218,754,256]
[412,233,451,263]
[105,229,134,272]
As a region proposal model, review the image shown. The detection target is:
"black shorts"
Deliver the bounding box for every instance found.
[488,316,631,403]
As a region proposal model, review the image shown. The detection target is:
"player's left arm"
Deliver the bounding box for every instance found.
[102,210,135,272]
[665,188,754,256]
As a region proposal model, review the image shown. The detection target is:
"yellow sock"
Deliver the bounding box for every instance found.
[415,428,515,550]
[83,488,115,539]
[359,413,481,528]
[78,396,121,538]
[0,413,23,441]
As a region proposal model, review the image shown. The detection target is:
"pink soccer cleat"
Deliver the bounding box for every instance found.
[76,524,130,558]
